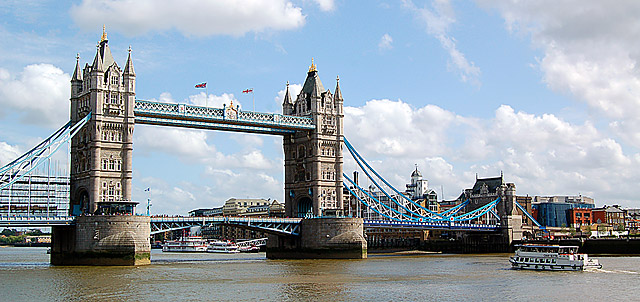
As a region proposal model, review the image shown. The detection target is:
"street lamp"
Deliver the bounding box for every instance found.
[145,187,151,216]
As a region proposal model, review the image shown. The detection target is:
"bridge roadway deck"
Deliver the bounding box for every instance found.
[0,216,500,233]
[0,216,74,227]
[150,216,302,236]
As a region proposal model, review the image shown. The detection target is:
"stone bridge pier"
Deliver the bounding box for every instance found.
[266,218,367,259]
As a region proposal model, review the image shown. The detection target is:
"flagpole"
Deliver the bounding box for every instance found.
[205,84,208,107]
[252,89,255,112]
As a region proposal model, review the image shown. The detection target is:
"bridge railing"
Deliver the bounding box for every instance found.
[0,215,74,226]
[364,219,500,231]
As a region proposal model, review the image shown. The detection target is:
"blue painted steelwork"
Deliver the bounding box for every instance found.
[0,215,74,227]
[440,199,469,216]
[449,198,500,222]
[364,219,500,231]
[134,100,315,135]
[150,216,302,236]
[0,113,91,191]
[343,137,446,219]
[343,137,501,224]
[514,199,543,228]
[343,174,418,221]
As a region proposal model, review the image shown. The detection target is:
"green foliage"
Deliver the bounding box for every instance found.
[1,229,17,237]
[0,235,26,244]
[25,229,43,236]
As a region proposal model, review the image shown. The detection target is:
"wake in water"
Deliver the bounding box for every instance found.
[594,268,639,275]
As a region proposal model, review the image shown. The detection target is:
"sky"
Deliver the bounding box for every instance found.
[1,0,640,215]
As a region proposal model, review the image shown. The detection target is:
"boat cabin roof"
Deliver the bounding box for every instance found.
[515,245,579,253]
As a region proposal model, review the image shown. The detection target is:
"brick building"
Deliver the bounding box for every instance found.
[567,208,592,228]
[592,205,625,227]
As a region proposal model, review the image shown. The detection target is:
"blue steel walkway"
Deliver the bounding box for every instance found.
[134,100,315,135]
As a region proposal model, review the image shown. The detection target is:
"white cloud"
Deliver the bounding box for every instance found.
[403,0,481,84]
[274,83,302,109]
[378,33,393,51]
[70,0,306,37]
[476,0,640,147]
[345,99,458,157]
[0,64,70,127]
[314,0,336,12]
[0,141,21,166]
[188,92,239,109]
[135,127,215,159]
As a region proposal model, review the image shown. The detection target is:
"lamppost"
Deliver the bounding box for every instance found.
[145,187,151,216]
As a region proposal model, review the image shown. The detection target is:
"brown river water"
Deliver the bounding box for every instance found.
[0,247,638,301]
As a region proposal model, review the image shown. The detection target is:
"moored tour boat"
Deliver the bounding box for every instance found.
[162,236,208,252]
[238,245,261,253]
[510,245,602,271]
[206,240,240,253]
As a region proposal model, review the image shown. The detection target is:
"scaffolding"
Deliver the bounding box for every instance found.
[0,172,69,217]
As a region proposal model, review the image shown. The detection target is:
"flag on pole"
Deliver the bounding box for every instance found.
[243,88,253,93]
[195,82,207,88]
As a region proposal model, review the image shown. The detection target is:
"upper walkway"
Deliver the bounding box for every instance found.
[133,100,315,135]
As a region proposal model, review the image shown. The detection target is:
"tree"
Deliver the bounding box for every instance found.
[26,229,42,236]
[1,229,16,237]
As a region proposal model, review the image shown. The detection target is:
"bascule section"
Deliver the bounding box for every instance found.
[283,61,345,218]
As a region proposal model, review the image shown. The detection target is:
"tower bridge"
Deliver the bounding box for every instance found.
[0,30,529,265]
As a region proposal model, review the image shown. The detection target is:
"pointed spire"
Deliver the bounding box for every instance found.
[123,45,135,76]
[301,58,324,98]
[283,81,292,105]
[309,58,317,73]
[334,75,342,101]
[92,43,103,71]
[101,25,107,42]
[72,53,82,81]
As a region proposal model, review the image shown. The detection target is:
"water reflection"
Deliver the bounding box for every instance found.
[272,259,356,301]
[0,248,639,301]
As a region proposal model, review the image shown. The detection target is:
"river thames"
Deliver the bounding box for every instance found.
[0,247,637,301]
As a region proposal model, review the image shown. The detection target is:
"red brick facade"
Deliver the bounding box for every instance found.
[568,208,592,227]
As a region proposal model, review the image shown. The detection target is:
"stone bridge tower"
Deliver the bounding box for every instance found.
[283,61,344,217]
[69,28,135,215]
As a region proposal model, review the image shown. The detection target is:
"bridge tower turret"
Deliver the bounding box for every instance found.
[283,60,344,217]
[54,28,149,266]
[69,28,135,215]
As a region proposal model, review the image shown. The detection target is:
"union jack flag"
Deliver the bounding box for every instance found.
[195,82,206,88]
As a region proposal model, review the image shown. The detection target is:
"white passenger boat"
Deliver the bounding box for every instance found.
[238,245,261,253]
[206,240,240,253]
[162,236,208,252]
[510,245,602,271]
